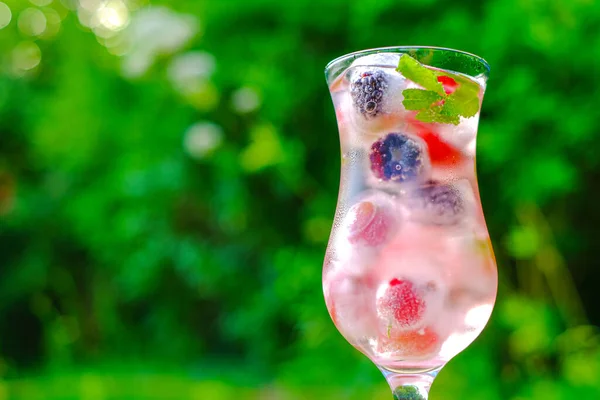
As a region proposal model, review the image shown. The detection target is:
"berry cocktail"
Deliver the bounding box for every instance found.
[323,47,497,399]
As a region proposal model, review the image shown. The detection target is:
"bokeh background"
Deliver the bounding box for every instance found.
[1,0,600,399]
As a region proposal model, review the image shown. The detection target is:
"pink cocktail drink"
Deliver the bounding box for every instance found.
[323,49,497,396]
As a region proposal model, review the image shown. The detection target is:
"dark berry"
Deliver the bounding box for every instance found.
[393,385,426,400]
[350,69,388,118]
[370,133,427,182]
[377,279,425,328]
[408,183,464,225]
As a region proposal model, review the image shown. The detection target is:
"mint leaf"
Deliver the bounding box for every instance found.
[402,89,443,110]
[397,54,445,96]
[416,106,460,125]
[443,77,481,118]
[397,55,482,125]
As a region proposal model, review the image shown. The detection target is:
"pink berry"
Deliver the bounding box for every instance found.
[377,279,425,328]
[347,201,391,246]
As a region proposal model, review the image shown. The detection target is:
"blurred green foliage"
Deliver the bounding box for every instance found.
[1,0,600,398]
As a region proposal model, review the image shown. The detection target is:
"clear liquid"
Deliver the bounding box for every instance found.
[323,64,497,372]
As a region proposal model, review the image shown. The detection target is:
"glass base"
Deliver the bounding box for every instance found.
[379,366,441,400]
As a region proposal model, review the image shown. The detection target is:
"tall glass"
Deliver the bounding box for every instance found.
[322,47,497,399]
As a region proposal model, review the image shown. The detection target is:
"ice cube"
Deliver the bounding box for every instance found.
[436,116,479,157]
[338,54,410,142]
[346,66,410,118]
[347,52,422,119]
[453,239,496,301]
[340,190,400,249]
[402,179,476,227]
[374,244,448,334]
[437,303,494,360]
[405,183,464,226]
[328,190,400,276]
[349,52,401,68]
[325,270,378,340]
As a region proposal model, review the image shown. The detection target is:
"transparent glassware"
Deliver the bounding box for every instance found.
[322,47,497,399]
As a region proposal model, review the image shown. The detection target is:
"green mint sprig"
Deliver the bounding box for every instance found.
[396,54,481,125]
[393,385,426,400]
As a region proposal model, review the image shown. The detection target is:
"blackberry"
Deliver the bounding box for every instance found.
[370,133,426,182]
[350,69,388,118]
[409,183,464,225]
[393,385,425,400]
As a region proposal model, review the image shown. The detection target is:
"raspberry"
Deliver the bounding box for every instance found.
[408,119,464,166]
[407,183,464,225]
[419,130,463,166]
[350,69,388,119]
[437,75,458,95]
[347,201,392,246]
[370,133,427,182]
[377,279,425,328]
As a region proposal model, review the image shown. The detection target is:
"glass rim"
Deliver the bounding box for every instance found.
[325,45,490,82]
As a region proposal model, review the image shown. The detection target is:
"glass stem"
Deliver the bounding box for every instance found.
[379,367,439,400]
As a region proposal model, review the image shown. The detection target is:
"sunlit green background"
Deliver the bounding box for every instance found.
[1,0,600,399]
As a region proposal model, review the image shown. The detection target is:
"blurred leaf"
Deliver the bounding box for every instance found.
[239,123,284,172]
[505,225,540,259]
